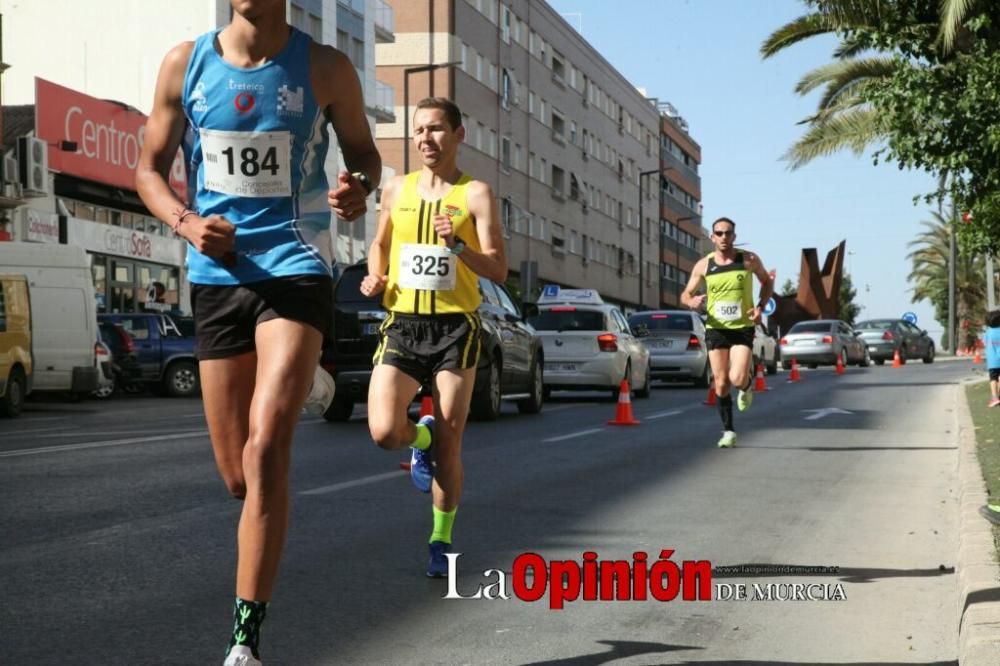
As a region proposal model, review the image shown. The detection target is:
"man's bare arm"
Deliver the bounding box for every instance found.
[453,181,507,284]
[681,257,709,310]
[359,176,400,297]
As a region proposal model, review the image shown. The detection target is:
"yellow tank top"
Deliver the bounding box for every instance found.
[383,171,483,315]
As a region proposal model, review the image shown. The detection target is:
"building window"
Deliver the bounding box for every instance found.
[514,143,522,171]
[569,120,577,145]
[476,53,484,82]
[551,165,565,194]
[290,3,305,29]
[528,91,535,116]
[501,68,512,108]
[529,152,537,178]
[308,13,322,41]
[476,122,485,151]
[501,4,511,43]
[501,136,511,170]
[351,38,365,68]
[551,52,566,82]
[461,43,469,72]
[539,99,547,126]
[551,222,565,253]
[570,173,580,200]
[336,29,349,54]
[488,129,497,157]
[501,197,513,237]
[570,230,579,254]
[551,110,565,139]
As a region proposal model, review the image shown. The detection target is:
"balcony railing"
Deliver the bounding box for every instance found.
[370,80,396,123]
[374,0,395,41]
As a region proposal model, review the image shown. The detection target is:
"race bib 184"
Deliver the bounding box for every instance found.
[399,244,457,291]
[200,129,292,198]
[714,300,743,322]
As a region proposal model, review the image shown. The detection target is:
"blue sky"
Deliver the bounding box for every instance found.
[548,0,942,337]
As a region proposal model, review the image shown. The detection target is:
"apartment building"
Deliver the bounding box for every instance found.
[0,0,394,312]
[376,0,689,310]
[657,103,703,307]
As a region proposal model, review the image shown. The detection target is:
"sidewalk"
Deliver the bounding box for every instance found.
[956,378,1000,665]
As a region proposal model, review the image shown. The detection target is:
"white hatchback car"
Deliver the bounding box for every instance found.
[528,289,651,399]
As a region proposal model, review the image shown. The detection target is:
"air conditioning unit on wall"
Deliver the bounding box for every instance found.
[18,136,49,196]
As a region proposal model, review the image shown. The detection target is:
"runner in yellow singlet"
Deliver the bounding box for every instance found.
[360,97,507,576]
[681,217,773,448]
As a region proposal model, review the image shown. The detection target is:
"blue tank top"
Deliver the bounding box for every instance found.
[181,27,333,285]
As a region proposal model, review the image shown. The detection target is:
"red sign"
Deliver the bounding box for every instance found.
[34,78,186,198]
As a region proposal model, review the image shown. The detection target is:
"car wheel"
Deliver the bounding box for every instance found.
[694,359,710,388]
[163,360,200,398]
[635,363,651,399]
[808,363,818,370]
[874,358,885,366]
[840,349,848,368]
[517,355,544,414]
[923,344,935,364]
[471,354,502,421]
[857,348,870,368]
[782,361,792,371]
[543,386,552,400]
[766,353,778,375]
[93,377,116,400]
[897,346,907,364]
[0,367,26,417]
[323,397,354,422]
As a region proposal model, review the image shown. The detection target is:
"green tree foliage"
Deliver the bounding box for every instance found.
[780,278,797,296]
[838,273,862,324]
[763,0,1000,254]
[907,209,986,349]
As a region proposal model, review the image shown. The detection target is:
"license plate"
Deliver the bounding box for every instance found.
[362,322,380,335]
[647,339,673,349]
[868,346,877,352]
[547,363,577,372]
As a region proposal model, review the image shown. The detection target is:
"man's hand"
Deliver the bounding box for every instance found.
[689,294,707,311]
[432,214,455,247]
[180,214,236,258]
[360,274,388,297]
[328,171,369,221]
[749,306,763,325]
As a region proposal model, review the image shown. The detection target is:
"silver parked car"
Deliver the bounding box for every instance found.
[780,319,870,369]
[529,293,651,400]
[628,310,709,387]
[753,323,780,375]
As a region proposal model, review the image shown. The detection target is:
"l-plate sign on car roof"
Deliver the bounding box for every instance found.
[537,286,604,305]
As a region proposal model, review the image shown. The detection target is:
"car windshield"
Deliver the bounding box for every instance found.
[628,313,693,332]
[336,269,380,305]
[856,320,894,330]
[529,309,605,331]
[789,322,832,334]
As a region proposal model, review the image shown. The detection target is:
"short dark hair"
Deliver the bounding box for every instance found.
[989,310,1000,328]
[414,97,463,131]
[712,217,736,232]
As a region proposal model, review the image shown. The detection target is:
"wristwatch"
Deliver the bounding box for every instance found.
[449,240,466,256]
[351,171,374,196]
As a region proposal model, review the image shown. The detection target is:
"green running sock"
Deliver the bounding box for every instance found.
[430,506,458,544]
[411,422,432,450]
[227,597,268,659]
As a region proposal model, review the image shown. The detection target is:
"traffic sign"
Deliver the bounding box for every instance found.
[763,297,776,316]
[542,285,560,299]
[902,311,918,325]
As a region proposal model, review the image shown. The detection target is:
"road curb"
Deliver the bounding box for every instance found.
[956,382,1000,665]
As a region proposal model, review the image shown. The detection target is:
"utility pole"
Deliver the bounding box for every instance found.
[943,173,956,354]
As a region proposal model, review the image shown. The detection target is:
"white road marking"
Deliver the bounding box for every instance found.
[299,470,405,495]
[0,431,209,458]
[645,409,684,420]
[543,427,605,443]
[802,407,855,421]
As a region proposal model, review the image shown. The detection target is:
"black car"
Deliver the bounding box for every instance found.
[854,318,936,364]
[320,261,545,422]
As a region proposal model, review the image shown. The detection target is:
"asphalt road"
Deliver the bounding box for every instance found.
[1,359,975,665]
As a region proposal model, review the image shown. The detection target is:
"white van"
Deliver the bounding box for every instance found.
[0,242,98,395]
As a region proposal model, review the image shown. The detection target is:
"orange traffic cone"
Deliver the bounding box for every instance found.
[753,363,769,392]
[608,379,640,425]
[974,348,983,364]
[892,348,903,368]
[787,359,801,382]
[835,354,846,375]
[419,395,434,417]
[703,385,717,406]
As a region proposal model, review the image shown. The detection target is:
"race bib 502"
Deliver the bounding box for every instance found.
[714,300,742,322]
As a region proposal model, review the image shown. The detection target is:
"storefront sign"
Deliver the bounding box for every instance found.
[23,208,60,244]
[66,216,184,266]
[34,78,186,198]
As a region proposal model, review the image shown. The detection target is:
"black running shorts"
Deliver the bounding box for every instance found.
[705,326,755,351]
[373,312,481,384]
[190,275,333,360]
[990,368,1000,382]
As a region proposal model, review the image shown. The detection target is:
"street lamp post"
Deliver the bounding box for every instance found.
[638,168,659,310]
[403,62,461,174]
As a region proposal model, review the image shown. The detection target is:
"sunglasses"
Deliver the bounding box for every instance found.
[712,230,734,237]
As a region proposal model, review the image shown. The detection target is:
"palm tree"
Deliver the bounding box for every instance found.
[761,0,983,169]
[907,210,985,350]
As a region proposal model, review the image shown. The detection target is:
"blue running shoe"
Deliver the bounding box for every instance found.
[427,540,451,578]
[410,415,435,493]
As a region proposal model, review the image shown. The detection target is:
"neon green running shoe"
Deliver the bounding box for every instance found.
[717,430,737,448]
[737,387,754,412]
